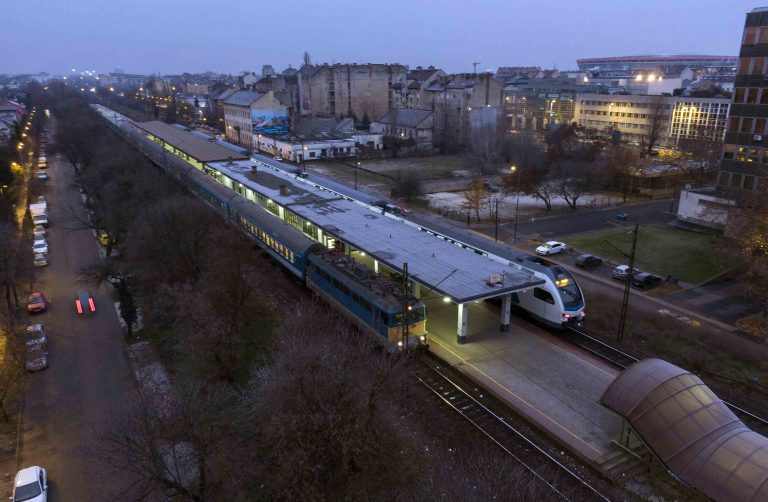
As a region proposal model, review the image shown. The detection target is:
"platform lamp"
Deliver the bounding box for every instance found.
[510,165,522,242]
[355,160,361,190]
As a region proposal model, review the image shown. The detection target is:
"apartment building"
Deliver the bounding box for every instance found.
[574,94,730,148]
[718,6,768,190]
[391,66,446,109]
[298,63,407,121]
[223,90,291,148]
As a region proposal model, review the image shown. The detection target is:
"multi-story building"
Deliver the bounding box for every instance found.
[576,55,738,74]
[391,66,445,109]
[298,63,407,121]
[424,73,505,147]
[504,79,583,132]
[223,90,292,148]
[574,94,730,148]
[718,6,768,190]
[371,109,434,151]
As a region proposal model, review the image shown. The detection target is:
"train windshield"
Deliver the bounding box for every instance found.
[393,303,426,325]
[555,273,583,308]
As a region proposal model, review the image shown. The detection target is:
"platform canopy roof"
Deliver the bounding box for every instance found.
[206,159,544,303]
[133,121,248,163]
[601,358,768,502]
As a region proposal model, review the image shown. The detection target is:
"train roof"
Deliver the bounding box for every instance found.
[206,158,543,303]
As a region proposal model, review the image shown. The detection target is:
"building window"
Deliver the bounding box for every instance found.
[748,88,759,104]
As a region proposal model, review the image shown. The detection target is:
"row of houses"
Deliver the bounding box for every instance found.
[0,100,26,143]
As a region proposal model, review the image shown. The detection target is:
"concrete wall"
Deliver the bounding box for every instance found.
[676,188,732,228]
[300,64,407,120]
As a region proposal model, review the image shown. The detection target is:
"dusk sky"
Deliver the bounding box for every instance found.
[2,0,762,75]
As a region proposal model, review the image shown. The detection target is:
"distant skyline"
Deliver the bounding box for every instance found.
[2,0,761,76]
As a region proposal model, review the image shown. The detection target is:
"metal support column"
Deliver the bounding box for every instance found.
[457,303,468,344]
[500,294,512,332]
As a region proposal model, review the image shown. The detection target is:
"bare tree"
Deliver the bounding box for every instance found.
[248,302,420,500]
[303,51,312,67]
[550,161,592,210]
[600,145,640,202]
[392,169,423,201]
[0,323,26,422]
[678,124,723,185]
[97,383,252,501]
[462,181,488,222]
[0,224,25,314]
[646,97,667,155]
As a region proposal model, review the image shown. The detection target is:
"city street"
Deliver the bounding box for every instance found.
[2,117,138,500]
[495,199,675,241]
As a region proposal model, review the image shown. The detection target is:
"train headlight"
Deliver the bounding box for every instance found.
[419,335,426,343]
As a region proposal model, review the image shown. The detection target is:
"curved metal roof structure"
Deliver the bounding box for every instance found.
[600,359,768,502]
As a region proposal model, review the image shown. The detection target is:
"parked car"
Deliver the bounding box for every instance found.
[372,200,404,216]
[36,171,48,181]
[535,241,567,256]
[36,196,47,205]
[25,324,47,348]
[483,181,500,193]
[27,293,47,314]
[32,239,48,255]
[33,225,46,239]
[33,253,48,267]
[75,290,96,315]
[12,466,47,501]
[612,265,641,281]
[632,272,663,290]
[33,214,48,228]
[273,155,283,161]
[575,254,603,268]
[25,345,48,372]
[292,169,309,179]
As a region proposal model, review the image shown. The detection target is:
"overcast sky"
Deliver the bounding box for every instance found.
[1,0,761,76]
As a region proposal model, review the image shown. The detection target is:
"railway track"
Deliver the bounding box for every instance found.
[562,326,768,432]
[417,353,613,502]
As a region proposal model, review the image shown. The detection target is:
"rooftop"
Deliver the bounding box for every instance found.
[133,121,248,163]
[206,159,542,302]
[376,108,432,127]
[223,90,263,106]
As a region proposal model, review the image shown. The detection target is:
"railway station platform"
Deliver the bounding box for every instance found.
[424,299,622,466]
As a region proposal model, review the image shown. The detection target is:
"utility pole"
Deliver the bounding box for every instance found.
[402,262,409,350]
[617,224,639,342]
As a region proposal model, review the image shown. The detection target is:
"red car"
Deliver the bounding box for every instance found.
[75,290,95,315]
[27,293,47,314]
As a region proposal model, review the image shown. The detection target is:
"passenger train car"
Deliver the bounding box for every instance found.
[98,110,427,351]
[96,104,581,334]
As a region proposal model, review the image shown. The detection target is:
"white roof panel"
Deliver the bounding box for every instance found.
[207,159,543,302]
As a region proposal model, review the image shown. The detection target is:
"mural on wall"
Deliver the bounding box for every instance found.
[252,108,289,134]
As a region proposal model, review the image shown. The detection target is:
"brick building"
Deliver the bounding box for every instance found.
[298,63,407,121]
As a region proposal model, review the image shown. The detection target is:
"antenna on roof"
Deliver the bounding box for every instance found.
[473,62,480,74]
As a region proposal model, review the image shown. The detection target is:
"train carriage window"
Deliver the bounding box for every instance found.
[351,292,360,304]
[533,288,555,305]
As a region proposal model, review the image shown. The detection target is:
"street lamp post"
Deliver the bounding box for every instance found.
[302,145,308,172]
[355,161,361,190]
[510,165,522,242]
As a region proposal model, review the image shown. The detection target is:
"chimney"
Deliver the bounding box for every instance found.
[279,183,287,196]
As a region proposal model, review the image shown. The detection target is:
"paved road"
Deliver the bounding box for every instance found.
[4,117,137,500]
[493,199,675,241]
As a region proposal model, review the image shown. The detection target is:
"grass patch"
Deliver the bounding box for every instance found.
[566,225,726,284]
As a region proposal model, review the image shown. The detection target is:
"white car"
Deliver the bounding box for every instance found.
[33,253,48,267]
[25,324,47,348]
[32,239,48,255]
[34,225,46,239]
[535,241,567,256]
[12,466,47,501]
[33,215,48,228]
[36,171,49,181]
[37,196,47,205]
